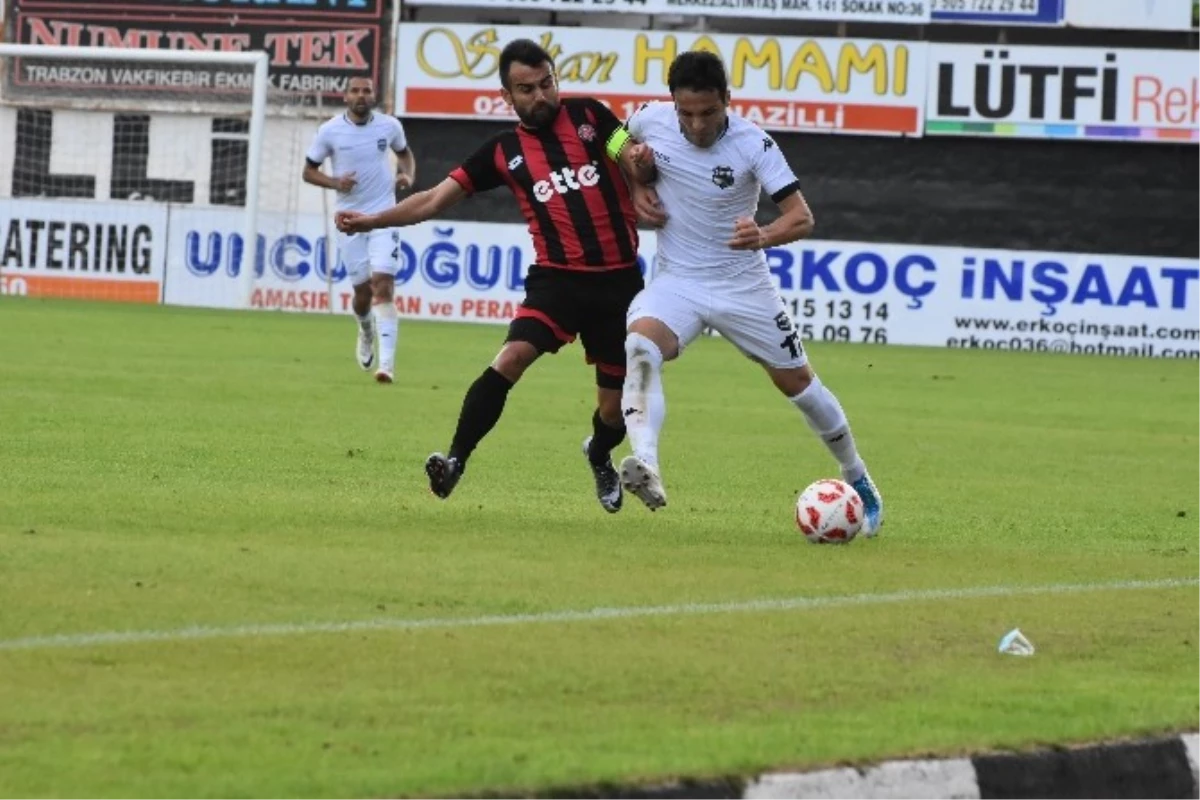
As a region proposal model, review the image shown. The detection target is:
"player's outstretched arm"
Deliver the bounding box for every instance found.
[336,177,467,234]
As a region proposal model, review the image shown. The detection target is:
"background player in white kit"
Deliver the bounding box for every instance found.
[303,76,416,383]
[619,52,884,535]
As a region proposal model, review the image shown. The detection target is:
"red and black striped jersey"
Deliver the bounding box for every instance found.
[448,97,639,272]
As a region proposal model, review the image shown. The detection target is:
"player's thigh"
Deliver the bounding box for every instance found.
[338,231,371,286]
[711,281,808,369]
[626,272,708,354]
[506,266,580,356]
[578,267,644,389]
[366,229,401,276]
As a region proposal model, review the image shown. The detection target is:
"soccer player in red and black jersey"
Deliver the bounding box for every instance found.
[336,39,656,510]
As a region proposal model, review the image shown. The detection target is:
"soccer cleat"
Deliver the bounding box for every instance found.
[582,436,622,513]
[374,369,393,384]
[425,452,463,499]
[619,455,667,512]
[850,472,884,537]
[356,325,375,371]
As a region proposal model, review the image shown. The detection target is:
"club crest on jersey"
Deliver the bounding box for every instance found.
[376,138,387,151]
[711,166,735,190]
[577,124,596,142]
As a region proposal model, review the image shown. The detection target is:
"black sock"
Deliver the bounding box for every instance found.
[587,409,626,465]
[448,367,514,466]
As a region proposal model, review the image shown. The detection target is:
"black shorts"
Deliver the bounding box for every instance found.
[506,264,644,390]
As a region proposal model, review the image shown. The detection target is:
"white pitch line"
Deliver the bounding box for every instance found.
[0,577,1194,653]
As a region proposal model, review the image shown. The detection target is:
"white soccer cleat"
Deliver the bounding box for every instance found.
[374,369,393,384]
[619,455,667,511]
[356,326,375,371]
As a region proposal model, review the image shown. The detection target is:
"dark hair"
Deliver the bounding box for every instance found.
[667,51,728,96]
[499,39,555,90]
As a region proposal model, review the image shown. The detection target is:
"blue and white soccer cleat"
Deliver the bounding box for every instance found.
[850,473,884,537]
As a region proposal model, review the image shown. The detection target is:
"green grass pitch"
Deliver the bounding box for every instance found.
[0,298,1196,798]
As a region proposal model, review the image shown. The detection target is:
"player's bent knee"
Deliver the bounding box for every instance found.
[492,341,540,381]
[595,366,625,394]
[768,364,814,397]
[370,274,395,301]
[626,330,673,364]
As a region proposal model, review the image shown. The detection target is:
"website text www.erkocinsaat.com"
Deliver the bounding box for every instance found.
[947,316,1200,357]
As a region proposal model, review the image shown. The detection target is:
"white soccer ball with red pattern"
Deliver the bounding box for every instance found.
[795,479,864,544]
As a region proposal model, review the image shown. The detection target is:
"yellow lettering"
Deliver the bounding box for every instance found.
[785,40,832,93]
[731,38,781,89]
[893,45,908,95]
[416,27,499,79]
[558,51,617,84]
[634,33,677,87]
[836,43,888,95]
[536,33,564,64]
[688,35,723,58]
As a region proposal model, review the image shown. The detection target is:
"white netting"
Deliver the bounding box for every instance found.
[0,46,287,306]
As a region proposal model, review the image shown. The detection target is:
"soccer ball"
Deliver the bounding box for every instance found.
[795,479,864,544]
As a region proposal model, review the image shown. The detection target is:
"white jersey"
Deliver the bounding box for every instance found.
[626,102,800,281]
[306,112,408,214]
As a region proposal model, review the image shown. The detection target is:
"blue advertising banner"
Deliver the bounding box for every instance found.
[931,0,1062,25]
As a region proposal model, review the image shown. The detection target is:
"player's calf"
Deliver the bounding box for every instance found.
[356,316,375,371]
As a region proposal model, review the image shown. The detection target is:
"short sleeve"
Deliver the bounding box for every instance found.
[581,97,622,142]
[449,135,504,195]
[304,126,331,166]
[753,134,800,203]
[624,101,653,140]
[390,118,408,153]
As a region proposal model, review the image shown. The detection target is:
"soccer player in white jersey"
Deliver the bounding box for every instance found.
[303,77,416,384]
[618,51,884,535]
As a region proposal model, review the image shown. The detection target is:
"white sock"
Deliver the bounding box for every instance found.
[372,301,398,374]
[622,332,665,470]
[790,375,866,483]
[356,312,373,333]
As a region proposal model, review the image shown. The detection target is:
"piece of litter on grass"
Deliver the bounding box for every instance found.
[998,628,1035,656]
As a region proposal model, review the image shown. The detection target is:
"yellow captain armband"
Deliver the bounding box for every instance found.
[605,127,631,162]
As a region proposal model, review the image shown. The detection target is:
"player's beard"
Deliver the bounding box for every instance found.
[518,100,559,129]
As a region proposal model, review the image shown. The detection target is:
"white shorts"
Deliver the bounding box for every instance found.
[338,228,401,286]
[627,270,808,368]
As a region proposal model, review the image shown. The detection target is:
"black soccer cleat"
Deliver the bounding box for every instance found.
[582,436,623,513]
[425,452,463,499]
